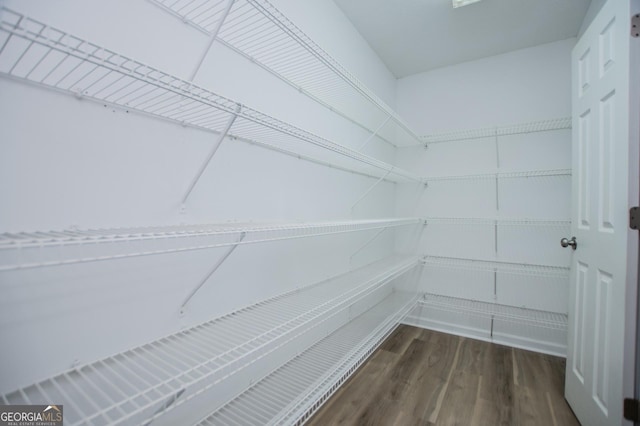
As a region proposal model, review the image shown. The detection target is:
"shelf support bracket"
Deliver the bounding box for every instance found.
[350,227,388,262]
[142,388,185,426]
[490,315,495,337]
[182,104,241,206]
[494,127,500,168]
[189,0,236,81]
[495,174,500,211]
[359,114,392,151]
[180,231,246,314]
[493,268,498,300]
[351,170,391,211]
[495,128,500,212]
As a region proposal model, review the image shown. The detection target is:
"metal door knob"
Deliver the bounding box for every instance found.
[560,236,577,250]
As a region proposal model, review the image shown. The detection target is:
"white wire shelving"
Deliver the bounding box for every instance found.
[0,8,423,185]
[423,168,572,183]
[422,255,570,278]
[418,293,567,331]
[423,217,570,227]
[148,0,421,148]
[0,255,420,425]
[404,293,569,356]
[421,117,572,145]
[198,291,418,426]
[0,218,422,272]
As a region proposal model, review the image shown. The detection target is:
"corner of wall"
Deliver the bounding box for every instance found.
[579,0,608,36]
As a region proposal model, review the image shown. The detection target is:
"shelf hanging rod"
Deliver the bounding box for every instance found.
[182,104,241,205]
[181,231,246,314]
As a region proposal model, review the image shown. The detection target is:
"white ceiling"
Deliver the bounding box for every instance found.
[333,0,591,78]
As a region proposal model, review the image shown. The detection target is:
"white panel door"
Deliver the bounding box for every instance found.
[565,0,638,425]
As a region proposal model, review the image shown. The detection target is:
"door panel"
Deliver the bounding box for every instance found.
[593,268,612,413]
[578,109,592,229]
[566,0,635,424]
[573,261,588,382]
[598,90,615,232]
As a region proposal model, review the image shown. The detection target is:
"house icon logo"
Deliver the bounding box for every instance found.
[0,404,63,425]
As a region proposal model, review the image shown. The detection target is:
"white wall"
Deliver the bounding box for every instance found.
[0,0,404,394]
[395,39,574,343]
[579,0,607,36]
[397,38,575,133]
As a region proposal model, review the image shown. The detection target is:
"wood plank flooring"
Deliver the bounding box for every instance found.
[307,325,579,426]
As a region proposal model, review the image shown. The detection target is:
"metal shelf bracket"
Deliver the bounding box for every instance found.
[350,227,388,263]
[181,104,241,206]
[180,231,246,314]
[189,0,236,81]
[351,170,391,211]
[359,114,391,151]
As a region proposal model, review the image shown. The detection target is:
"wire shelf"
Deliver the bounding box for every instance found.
[0,218,422,272]
[0,8,423,184]
[197,291,418,426]
[419,293,568,330]
[148,0,421,147]
[0,255,420,425]
[423,168,572,183]
[0,218,421,250]
[421,117,572,145]
[422,255,570,278]
[423,217,570,227]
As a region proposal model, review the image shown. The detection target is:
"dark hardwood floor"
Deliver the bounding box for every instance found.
[308,325,579,426]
